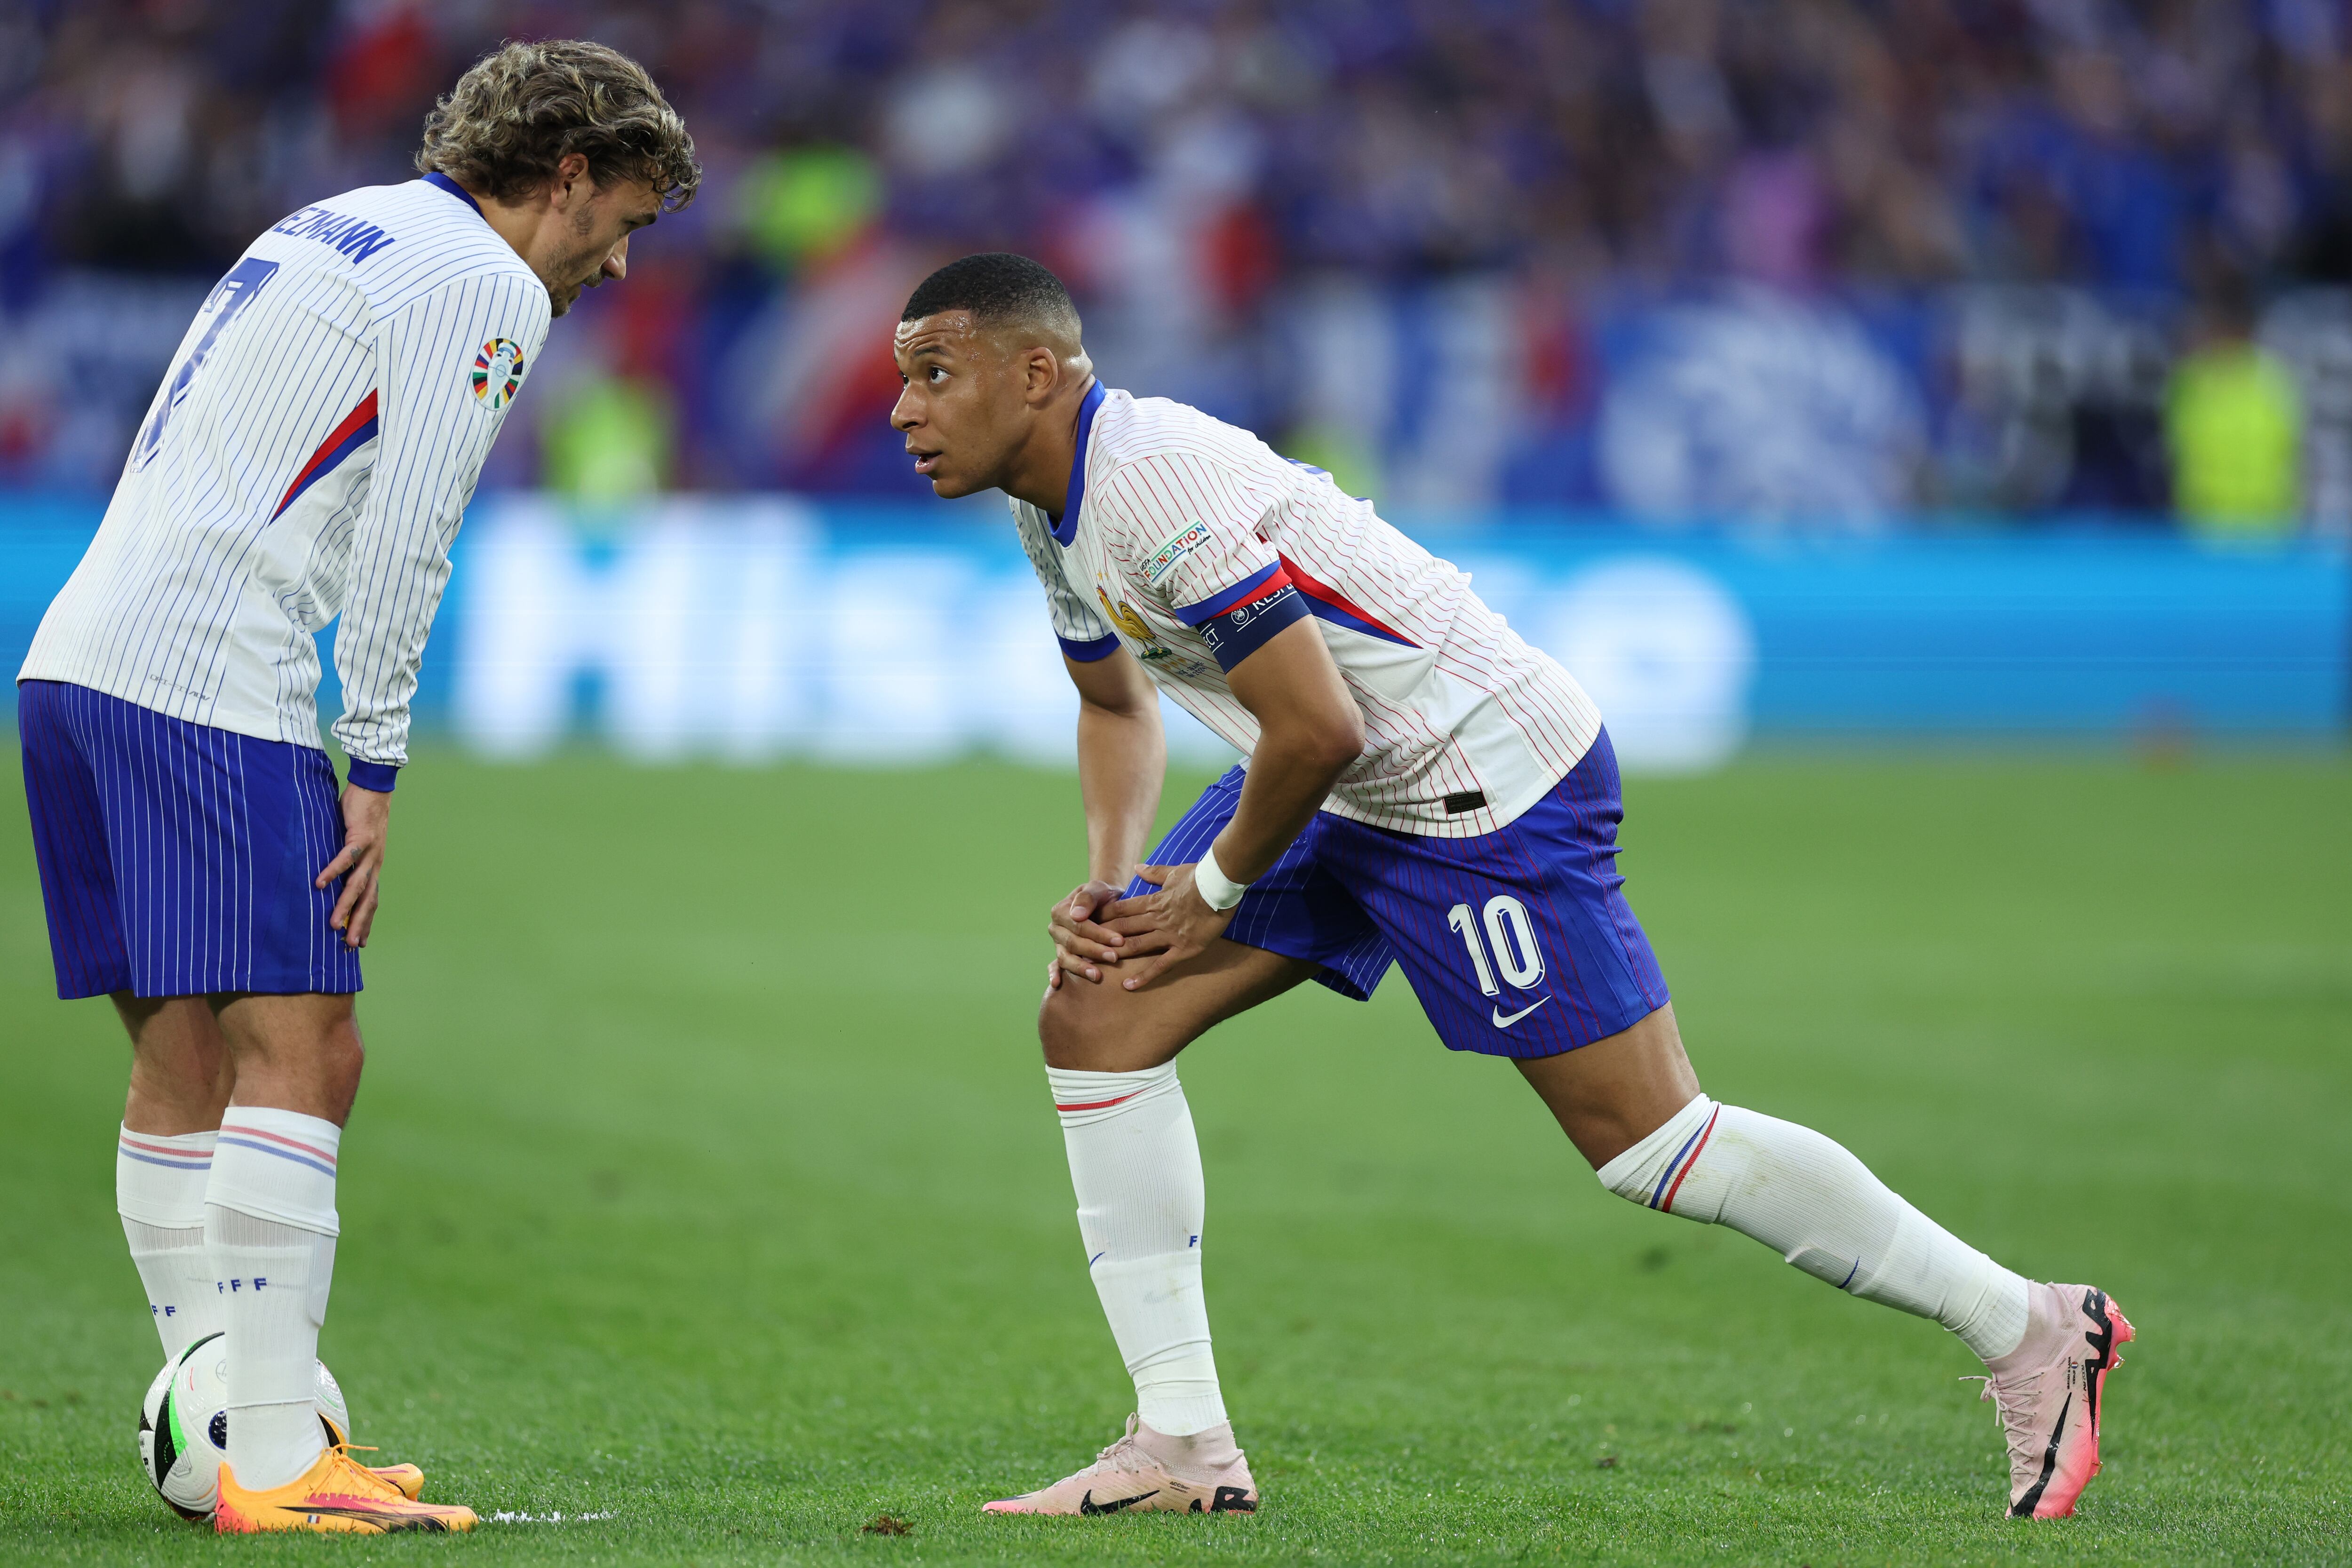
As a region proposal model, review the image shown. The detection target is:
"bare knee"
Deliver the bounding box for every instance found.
[213,994,367,1125]
[1035,942,1304,1075]
[316,1014,366,1096]
[1037,979,1179,1074]
[1038,980,1110,1071]
[119,995,235,1133]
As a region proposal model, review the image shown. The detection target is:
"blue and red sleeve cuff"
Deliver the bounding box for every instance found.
[346,759,400,793]
[1175,561,1311,672]
[1058,632,1121,663]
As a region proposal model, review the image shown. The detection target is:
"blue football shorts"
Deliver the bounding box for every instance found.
[17,680,362,1000]
[1126,726,1669,1058]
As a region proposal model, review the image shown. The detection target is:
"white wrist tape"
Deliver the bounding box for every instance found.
[1192,844,1250,911]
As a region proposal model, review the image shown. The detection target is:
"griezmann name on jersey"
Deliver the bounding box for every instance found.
[1012,383,1602,837]
[20,175,551,774]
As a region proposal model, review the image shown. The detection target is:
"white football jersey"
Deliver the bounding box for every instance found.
[20,175,550,777]
[1011,383,1602,836]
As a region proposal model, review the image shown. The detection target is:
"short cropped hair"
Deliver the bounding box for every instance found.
[902,253,1081,340]
[416,40,700,211]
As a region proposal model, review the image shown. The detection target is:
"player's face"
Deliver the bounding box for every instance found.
[891,313,1024,498]
[536,170,663,318]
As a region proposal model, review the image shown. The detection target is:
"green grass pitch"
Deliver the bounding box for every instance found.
[2,748,2347,1565]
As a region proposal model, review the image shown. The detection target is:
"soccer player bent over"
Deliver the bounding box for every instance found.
[890,254,2132,1522]
[16,43,697,1534]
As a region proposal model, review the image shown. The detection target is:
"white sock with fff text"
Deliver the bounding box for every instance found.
[206,1108,342,1491]
[117,1125,224,1362]
[1597,1094,2031,1361]
[1048,1062,1229,1437]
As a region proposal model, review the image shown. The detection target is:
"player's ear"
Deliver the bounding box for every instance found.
[1020,346,1061,407]
[549,151,593,210]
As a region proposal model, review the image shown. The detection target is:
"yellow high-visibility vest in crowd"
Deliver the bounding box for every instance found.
[2166,343,2301,538]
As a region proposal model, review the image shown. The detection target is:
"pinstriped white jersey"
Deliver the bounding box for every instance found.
[20,176,549,771]
[1012,384,1602,837]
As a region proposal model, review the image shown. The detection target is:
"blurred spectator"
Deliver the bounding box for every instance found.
[738,145,882,274]
[2167,279,2303,537]
[542,367,676,502]
[0,0,2349,530]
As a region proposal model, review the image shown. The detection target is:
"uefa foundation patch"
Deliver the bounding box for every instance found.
[470,338,526,410]
[1144,521,1213,587]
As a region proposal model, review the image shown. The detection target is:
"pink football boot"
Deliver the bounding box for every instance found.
[1979,1282,2135,1519]
[983,1415,1258,1516]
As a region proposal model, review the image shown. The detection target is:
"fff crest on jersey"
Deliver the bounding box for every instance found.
[1096,584,1212,678]
[469,338,525,410]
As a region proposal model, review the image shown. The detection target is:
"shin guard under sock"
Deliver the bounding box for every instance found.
[117,1126,223,1361]
[1048,1062,1228,1436]
[206,1108,341,1491]
[1598,1094,2029,1360]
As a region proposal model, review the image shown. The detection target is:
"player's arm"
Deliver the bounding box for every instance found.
[1050,645,1166,983]
[1106,615,1363,989]
[1073,645,1165,886]
[1208,616,1363,877]
[319,271,549,947]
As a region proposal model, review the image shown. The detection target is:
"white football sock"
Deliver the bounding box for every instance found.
[117,1125,224,1361]
[1598,1094,2031,1361]
[1048,1062,1229,1437]
[206,1108,341,1491]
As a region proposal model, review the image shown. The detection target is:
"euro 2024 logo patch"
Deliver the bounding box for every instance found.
[469,338,526,411]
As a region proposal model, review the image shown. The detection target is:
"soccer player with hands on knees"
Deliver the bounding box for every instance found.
[16,41,697,1534]
[893,253,2133,1522]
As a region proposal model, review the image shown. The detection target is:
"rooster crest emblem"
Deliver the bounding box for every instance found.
[1097,587,1155,641]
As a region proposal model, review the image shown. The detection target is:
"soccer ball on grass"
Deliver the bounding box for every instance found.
[136,1333,350,1521]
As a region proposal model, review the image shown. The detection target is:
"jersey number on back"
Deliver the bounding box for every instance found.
[133,257,281,471]
[1446,897,1545,996]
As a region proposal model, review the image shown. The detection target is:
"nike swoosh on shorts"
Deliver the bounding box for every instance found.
[1492,997,1551,1028]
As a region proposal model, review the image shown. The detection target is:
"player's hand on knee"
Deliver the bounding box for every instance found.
[1049,881,1131,984]
[317,784,391,950]
[1103,865,1236,990]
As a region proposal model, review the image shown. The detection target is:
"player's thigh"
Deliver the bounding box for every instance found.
[1514,1002,1702,1169]
[1039,939,1318,1072]
[1052,766,1382,1075]
[212,991,363,1063]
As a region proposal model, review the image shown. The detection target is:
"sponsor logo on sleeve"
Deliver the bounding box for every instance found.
[469,338,527,410]
[1143,521,1213,587]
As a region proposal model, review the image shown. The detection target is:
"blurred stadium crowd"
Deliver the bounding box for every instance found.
[3,0,2351,531]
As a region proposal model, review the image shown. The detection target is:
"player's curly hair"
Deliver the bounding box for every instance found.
[415,40,700,211]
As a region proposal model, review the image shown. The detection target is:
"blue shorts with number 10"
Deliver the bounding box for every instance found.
[1128,726,1668,1059]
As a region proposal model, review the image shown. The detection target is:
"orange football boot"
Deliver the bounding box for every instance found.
[320,1415,426,1501]
[214,1446,475,1534]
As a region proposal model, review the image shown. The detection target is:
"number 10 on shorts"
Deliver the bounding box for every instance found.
[1446,897,1545,996]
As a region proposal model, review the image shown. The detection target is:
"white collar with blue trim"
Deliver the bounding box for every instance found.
[421,170,485,221]
[1049,379,1107,546]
